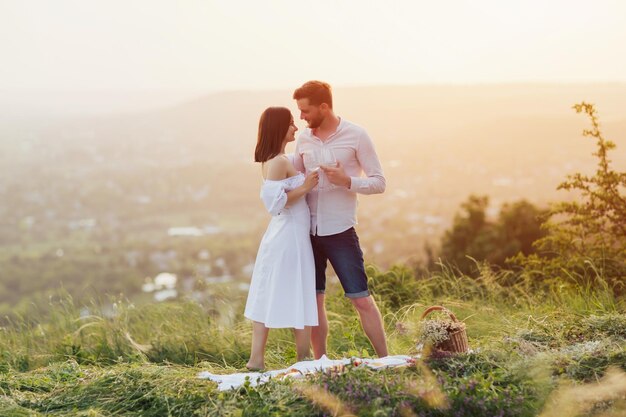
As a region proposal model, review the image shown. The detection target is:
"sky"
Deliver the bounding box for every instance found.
[1,0,626,95]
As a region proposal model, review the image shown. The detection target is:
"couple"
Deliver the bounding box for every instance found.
[244,81,388,370]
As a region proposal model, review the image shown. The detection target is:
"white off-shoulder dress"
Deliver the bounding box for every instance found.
[244,171,318,329]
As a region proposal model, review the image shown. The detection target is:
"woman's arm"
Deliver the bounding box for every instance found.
[285,171,319,206]
[265,156,318,207]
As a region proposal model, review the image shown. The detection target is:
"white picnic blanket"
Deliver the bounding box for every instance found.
[197,354,417,391]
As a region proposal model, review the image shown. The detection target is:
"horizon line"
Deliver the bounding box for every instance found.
[2,80,626,95]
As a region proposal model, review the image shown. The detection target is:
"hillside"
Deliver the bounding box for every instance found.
[0,266,624,416]
[1,83,625,309]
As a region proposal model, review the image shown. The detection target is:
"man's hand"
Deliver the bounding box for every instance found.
[321,161,351,188]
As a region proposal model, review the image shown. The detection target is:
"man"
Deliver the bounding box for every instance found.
[293,80,388,359]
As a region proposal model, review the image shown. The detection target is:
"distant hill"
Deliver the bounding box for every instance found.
[6,83,625,158]
[53,83,626,198]
[1,83,625,267]
[1,84,625,307]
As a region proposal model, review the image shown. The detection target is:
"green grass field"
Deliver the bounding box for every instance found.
[1,265,624,416]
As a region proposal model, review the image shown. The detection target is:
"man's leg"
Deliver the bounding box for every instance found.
[326,227,388,357]
[310,293,328,359]
[351,295,388,357]
[310,234,329,360]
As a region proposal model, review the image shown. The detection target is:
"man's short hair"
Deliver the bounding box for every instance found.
[293,80,333,109]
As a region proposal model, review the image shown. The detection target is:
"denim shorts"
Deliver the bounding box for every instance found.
[310,227,369,298]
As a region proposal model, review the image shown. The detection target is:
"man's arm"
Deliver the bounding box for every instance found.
[349,130,386,195]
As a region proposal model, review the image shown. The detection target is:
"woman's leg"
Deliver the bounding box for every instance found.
[247,321,269,370]
[311,293,328,359]
[293,326,312,361]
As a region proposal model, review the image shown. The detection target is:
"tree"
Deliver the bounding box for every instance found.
[440,195,492,274]
[517,103,626,290]
[439,195,546,275]
[492,200,547,266]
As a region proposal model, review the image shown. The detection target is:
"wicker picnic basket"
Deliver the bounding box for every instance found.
[420,306,469,353]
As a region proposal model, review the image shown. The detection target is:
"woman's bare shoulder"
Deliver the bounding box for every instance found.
[263,154,289,180]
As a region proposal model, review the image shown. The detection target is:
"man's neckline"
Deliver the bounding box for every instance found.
[312,117,343,141]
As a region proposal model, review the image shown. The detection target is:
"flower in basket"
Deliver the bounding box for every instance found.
[418,318,467,352]
[418,306,470,354]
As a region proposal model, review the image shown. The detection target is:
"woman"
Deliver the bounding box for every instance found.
[244,107,319,371]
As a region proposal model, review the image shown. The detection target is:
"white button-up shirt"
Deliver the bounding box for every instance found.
[294,118,386,236]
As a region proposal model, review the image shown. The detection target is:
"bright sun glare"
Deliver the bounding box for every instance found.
[0,0,625,93]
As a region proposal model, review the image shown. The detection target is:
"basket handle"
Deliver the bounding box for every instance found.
[420,305,459,323]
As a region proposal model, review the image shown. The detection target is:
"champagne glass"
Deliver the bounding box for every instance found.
[319,148,337,190]
[304,150,321,173]
[303,151,320,191]
[320,148,337,168]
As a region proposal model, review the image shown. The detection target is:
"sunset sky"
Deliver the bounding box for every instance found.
[1,0,625,94]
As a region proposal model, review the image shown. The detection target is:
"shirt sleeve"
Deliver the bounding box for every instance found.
[349,130,386,195]
[260,181,288,215]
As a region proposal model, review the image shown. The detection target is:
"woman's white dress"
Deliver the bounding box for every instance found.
[244,172,318,329]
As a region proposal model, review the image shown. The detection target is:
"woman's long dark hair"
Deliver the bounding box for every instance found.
[254,107,292,163]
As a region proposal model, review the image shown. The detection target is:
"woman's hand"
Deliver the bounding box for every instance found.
[303,170,319,191]
[285,170,319,208]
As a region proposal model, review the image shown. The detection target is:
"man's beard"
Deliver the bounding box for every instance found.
[307,114,324,129]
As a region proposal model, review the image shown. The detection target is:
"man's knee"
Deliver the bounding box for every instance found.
[351,295,376,312]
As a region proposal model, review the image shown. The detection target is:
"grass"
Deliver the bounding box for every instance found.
[0,264,625,416]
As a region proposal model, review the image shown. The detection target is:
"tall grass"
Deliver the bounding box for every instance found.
[1,263,622,372]
[1,264,624,416]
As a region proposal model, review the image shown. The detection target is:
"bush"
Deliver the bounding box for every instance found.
[516,103,626,292]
